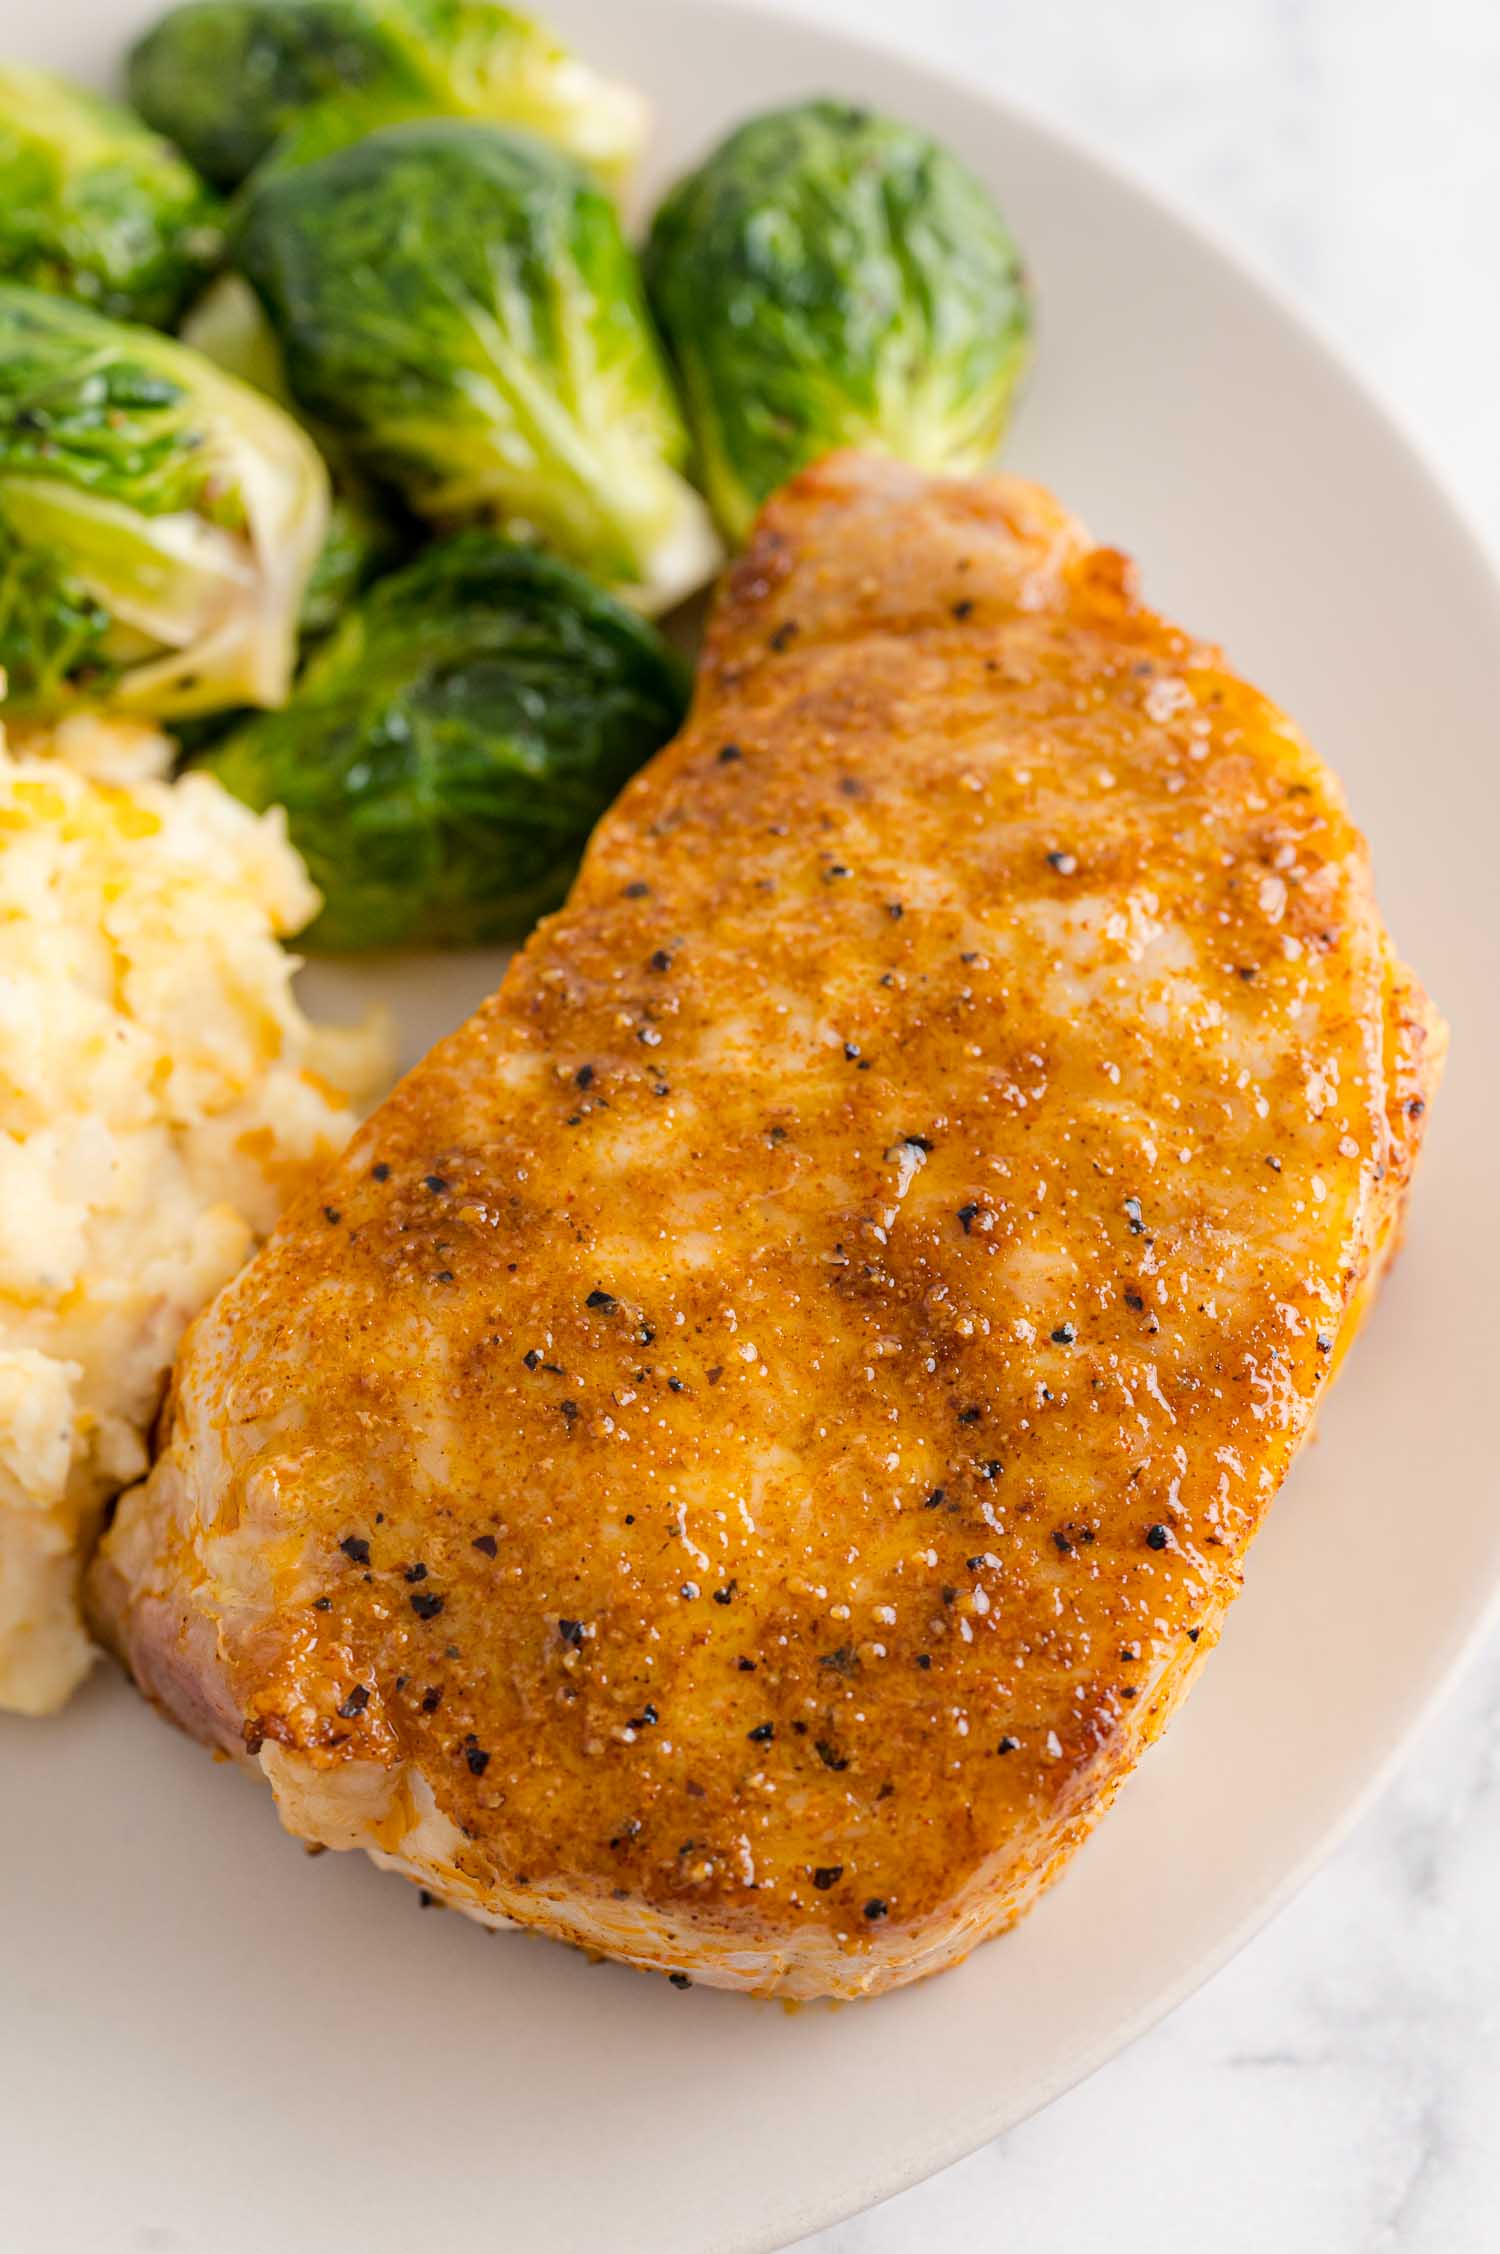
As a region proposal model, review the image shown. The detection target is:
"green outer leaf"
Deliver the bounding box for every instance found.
[128,0,645,190]
[204,530,689,950]
[0,66,222,329]
[129,2,398,189]
[0,282,328,714]
[644,99,1034,542]
[235,119,716,609]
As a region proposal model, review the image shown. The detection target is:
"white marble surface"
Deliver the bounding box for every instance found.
[769,2,1500,2248]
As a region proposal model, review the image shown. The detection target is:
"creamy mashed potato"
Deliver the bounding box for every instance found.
[0,715,390,1715]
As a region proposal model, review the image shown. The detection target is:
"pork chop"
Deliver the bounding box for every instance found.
[91,454,1442,1999]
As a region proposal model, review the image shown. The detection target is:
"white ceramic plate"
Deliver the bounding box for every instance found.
[5,4,1499,2249]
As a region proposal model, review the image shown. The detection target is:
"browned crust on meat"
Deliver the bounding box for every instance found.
[92,455,1443,1998]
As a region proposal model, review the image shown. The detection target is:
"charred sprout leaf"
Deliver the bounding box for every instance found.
[0,283,327,715]
[236,120,718,612]
[181,271,405,635]
[128,0,646,191]
[0,64,222,328]
[203,531,689,950]
[645,100,1033,542]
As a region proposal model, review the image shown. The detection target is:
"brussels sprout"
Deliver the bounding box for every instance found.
[181,271,405,634]
[0,64,221,328]
[0,283,328,715]
[236,120,719,613]
[128,0,646,190]
[203,531,688,950]
[644,100,1033,543]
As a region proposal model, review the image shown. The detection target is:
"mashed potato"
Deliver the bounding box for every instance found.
[0,716,390,1715]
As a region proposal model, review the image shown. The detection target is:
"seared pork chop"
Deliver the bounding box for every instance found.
[92,454,1442,1998]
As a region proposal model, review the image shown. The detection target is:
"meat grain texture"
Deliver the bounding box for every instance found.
[93,455,1443,1998]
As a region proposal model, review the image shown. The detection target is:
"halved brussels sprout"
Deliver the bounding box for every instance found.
[236,120,719,613]
[0,284,328,715]
[128,0,646,190]
[204,531,689,949]
[181,270,404,635]
[0,64,221,328]
[645,100,1033,543]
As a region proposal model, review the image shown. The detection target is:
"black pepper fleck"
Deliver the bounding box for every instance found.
[669,1972,692,1988]
[586,1289,617,1311]
[558,1618,586,1649]
[1145,1523,1170,1550]
[1051,1322,1076,1345]
[337,1685,369,1719]
[464,1737,490,1776]
[812,1866,844,1890]
[409,1589,445,1620]
[339,1535,370,1566]
[815,1739,848,1771]
[1124,1197,1145,1234]
[747,1721,774,1744]
[997,1735,1019,1755]
[472,1534,498,1558]
[423,1174,448,1194]
[863,1898,888,1920]
[404,1562,428,1583]
[371,1162,390,1182]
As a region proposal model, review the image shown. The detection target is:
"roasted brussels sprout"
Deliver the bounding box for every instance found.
[0,283,328,715]
[127,0,646,190]
[0,64,221,327]
[181,270,404,634]
[236,120,719,612]
[204,531,688,950]
[645,100,1033,542]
